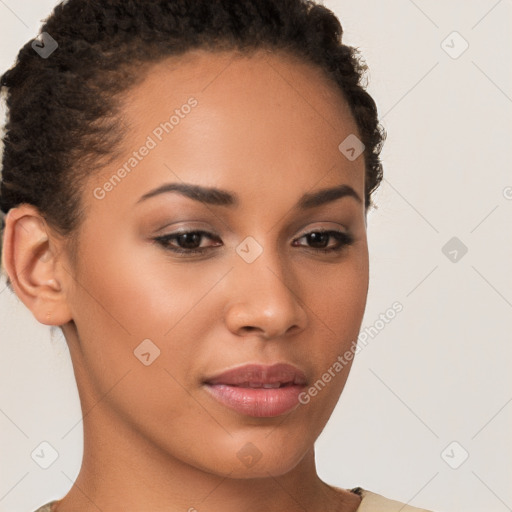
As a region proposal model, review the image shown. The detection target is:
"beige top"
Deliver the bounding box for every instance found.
[32,488,434,511]
[351,487,434,511]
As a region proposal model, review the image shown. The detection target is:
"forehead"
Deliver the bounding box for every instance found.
[120,48,359,145]
[88,49,365,214]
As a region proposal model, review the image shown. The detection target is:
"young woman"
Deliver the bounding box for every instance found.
[1,0,435,510]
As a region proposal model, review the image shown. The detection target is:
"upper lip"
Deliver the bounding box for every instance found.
[203,363,307,387]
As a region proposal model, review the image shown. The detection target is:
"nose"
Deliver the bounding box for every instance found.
[223,246,308,340]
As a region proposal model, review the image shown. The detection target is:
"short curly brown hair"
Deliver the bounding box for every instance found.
[0,0,385,251]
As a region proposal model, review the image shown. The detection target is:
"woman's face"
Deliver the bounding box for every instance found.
[62,49,369,477]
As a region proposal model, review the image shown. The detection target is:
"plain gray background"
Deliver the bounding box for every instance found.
[1,1,511,511]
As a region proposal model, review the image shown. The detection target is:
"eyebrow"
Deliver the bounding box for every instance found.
[136,182,362,209]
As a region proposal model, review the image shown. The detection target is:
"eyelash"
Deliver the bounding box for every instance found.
[152,229,354,256]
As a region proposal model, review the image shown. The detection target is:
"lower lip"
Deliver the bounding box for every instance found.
[204,383,305,417]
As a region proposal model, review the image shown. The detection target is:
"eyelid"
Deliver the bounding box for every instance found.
[294,222,349,239]
[297,221,347,232]
[151,220,215,235]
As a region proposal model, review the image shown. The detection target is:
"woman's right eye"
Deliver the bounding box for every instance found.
[152,230,223,255]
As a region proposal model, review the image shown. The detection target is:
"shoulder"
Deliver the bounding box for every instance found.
[31,501,57,512]
[352,487,435,511]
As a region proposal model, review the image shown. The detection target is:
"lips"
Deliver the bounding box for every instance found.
[203,363,308,418]
[203,363,307,387]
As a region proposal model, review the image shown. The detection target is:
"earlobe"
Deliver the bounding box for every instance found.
[2,205,73,326]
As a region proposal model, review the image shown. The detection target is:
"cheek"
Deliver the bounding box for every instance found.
[294,245,368,402]
[71,226,211,339]
[66,233,210,432]
[302,244,369,341]
[66,228,211,394]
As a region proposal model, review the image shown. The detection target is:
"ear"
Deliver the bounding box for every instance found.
[2,204,73,326]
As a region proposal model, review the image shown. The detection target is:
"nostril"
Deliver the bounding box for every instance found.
[241,326,258,333]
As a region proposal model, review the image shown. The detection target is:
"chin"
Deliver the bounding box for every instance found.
[201,437,309,479]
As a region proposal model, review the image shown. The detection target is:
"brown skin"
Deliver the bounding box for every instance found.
[2,50,368,512]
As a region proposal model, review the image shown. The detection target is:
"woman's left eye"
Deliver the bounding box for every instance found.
[152,229,354,256]
[293,230,354,253]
